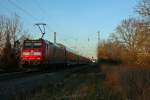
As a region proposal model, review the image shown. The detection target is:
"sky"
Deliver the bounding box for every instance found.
[0,0,139,58]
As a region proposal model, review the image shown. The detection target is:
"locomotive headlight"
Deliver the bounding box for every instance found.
[33,52,41,56]
[22,52,30,56]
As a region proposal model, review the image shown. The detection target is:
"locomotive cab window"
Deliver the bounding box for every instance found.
[33,42,42,48]
[24,42,42,48]
[24,42,32,48]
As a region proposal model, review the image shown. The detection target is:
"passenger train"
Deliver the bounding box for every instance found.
[20,38,91,68]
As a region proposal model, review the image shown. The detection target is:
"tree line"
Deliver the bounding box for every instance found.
[0,14,30,71]
[98,0,150,66]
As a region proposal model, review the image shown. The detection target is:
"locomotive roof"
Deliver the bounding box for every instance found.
[24,38,43,42]
[53,43,66,49]
[24,38,52,43]
[53,43,77,54]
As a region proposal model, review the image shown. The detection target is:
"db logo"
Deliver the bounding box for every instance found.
[30,50,34,55]
[30,52,34,55]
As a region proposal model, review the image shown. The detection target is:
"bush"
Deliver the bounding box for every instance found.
[98,41,150,66]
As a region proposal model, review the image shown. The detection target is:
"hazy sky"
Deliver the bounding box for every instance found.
[0,0,139,58]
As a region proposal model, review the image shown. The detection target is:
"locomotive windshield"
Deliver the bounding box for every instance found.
[33,42,42,48]
[24,41,42,48]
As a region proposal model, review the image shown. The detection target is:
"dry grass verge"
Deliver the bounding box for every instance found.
[101,64,150,100]
[27,64,122,100]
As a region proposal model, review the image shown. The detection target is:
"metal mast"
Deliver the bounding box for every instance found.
[98,31,100,45]
[54,32,56,44]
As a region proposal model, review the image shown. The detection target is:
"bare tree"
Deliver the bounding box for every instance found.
[0,14,22,48]
[0,16,7,50]
[8,14,22,48]
[136,0,150,35]
[110,18,150,64]
[0,14,23,70]
[111,18,149,53]
[136,0,150,18]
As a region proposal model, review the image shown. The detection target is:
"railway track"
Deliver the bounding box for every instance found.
[0,64,67,82]
[0,64,92,100]
[0,71,45,82]
[0,64,89,82]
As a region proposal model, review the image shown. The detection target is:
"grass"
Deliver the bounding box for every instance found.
[26,64,122,100]
[101,64,150,100]
[12,63,150,100]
